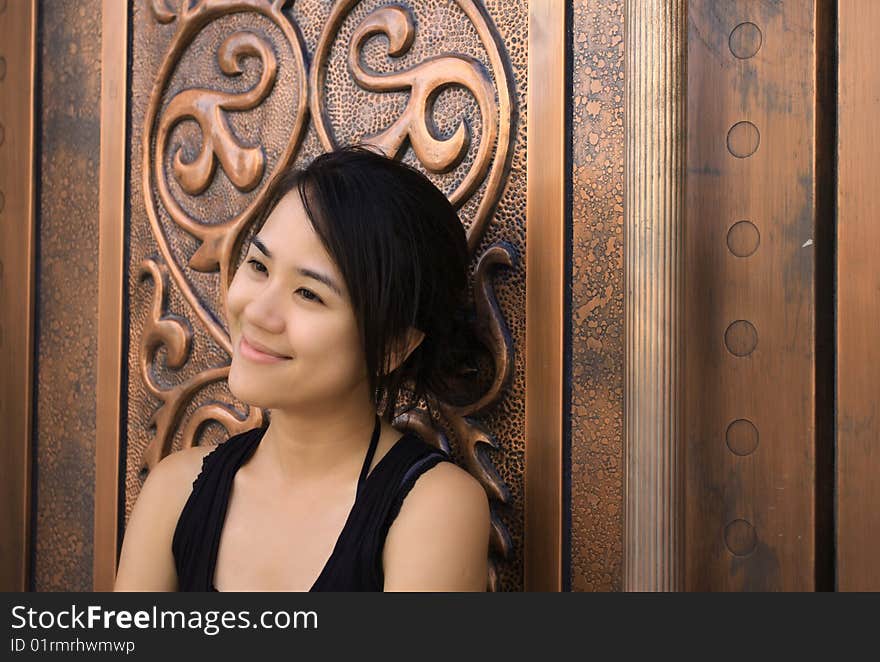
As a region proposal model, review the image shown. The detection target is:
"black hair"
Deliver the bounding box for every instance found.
[247,145,481,422]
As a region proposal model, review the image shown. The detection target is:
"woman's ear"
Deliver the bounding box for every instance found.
[387,327,425,373]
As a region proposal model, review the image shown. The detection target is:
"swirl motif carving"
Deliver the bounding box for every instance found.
[310,0,514,254]
[139,0,516,588]
[347,6,495,181]
[149,0,178,24]
[162,30,277,195]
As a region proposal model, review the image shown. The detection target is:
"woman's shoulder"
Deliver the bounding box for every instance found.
[133,444,217,526]
[400,458,486,511]
[155,444,215,488]
[153,427,264,489]
[387,433,482,508]
[160,443,216,470]
[147,427,260,508]
[381,454,490,590]
[114,441,223,591]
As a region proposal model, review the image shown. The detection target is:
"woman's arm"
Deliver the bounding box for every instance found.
[113,447,209,591]
[382,462,490,591]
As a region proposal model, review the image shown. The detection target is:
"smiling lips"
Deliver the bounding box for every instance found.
[239,335,292,363]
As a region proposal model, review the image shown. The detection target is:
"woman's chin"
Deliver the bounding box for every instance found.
[227,369,275,410]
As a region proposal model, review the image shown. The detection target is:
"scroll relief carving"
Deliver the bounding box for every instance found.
[141,0,515,589]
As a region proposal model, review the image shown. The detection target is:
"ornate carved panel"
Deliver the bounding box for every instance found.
[127,0,526,590]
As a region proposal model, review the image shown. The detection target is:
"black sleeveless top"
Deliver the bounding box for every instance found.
[172,416,450,592]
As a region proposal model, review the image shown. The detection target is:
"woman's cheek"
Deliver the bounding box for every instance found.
[225,273,249,332]
[226,270,244,307]
[301,316,360,375]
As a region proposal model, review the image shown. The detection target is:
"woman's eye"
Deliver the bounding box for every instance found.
[296,288,323,304]
[246,258,267,274]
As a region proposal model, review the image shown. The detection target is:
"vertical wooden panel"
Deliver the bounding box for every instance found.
[837,0,880,592]
[94,0,128,591]
[623,0,687,592]
[686,1,819,590]
[525,0,566,592]
[0,0,37,592]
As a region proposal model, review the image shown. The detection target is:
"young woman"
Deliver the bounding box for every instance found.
[115,146,490,591]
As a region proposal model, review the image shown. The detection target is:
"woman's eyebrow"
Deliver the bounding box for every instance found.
[251,236,273,258]
[251,236,343,297]
[299,268,343,297]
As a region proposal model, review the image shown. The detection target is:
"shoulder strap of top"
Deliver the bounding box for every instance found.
[356,415,382,498]
[311,433,451,591]
[171,427,266,591]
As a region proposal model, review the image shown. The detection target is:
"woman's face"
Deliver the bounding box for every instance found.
[226,190,368,411]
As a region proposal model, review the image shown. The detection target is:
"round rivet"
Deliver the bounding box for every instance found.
[727,121,760,158]
[724,519,757,556]
[729,22,762,59]
[726,419,759,456]
[727,220,760,257]
[725,320,758,357]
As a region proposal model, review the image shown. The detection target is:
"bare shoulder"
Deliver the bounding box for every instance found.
[135,444,216,514]
[137,443,219,527]
[382,459,490,591]
[404,460,488,512]
[113,444,217,591]
[152,444,216,490]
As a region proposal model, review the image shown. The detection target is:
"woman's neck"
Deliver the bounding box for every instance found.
[252,395,381,490]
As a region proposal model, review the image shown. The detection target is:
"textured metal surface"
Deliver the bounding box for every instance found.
[128,0,527,590]
[569,0,625,592]
[33,0,103,592]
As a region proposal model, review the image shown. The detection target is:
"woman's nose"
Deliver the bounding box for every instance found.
[242,286,286,335]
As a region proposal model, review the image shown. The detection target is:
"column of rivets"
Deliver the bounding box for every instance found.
[722,20,764,558]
